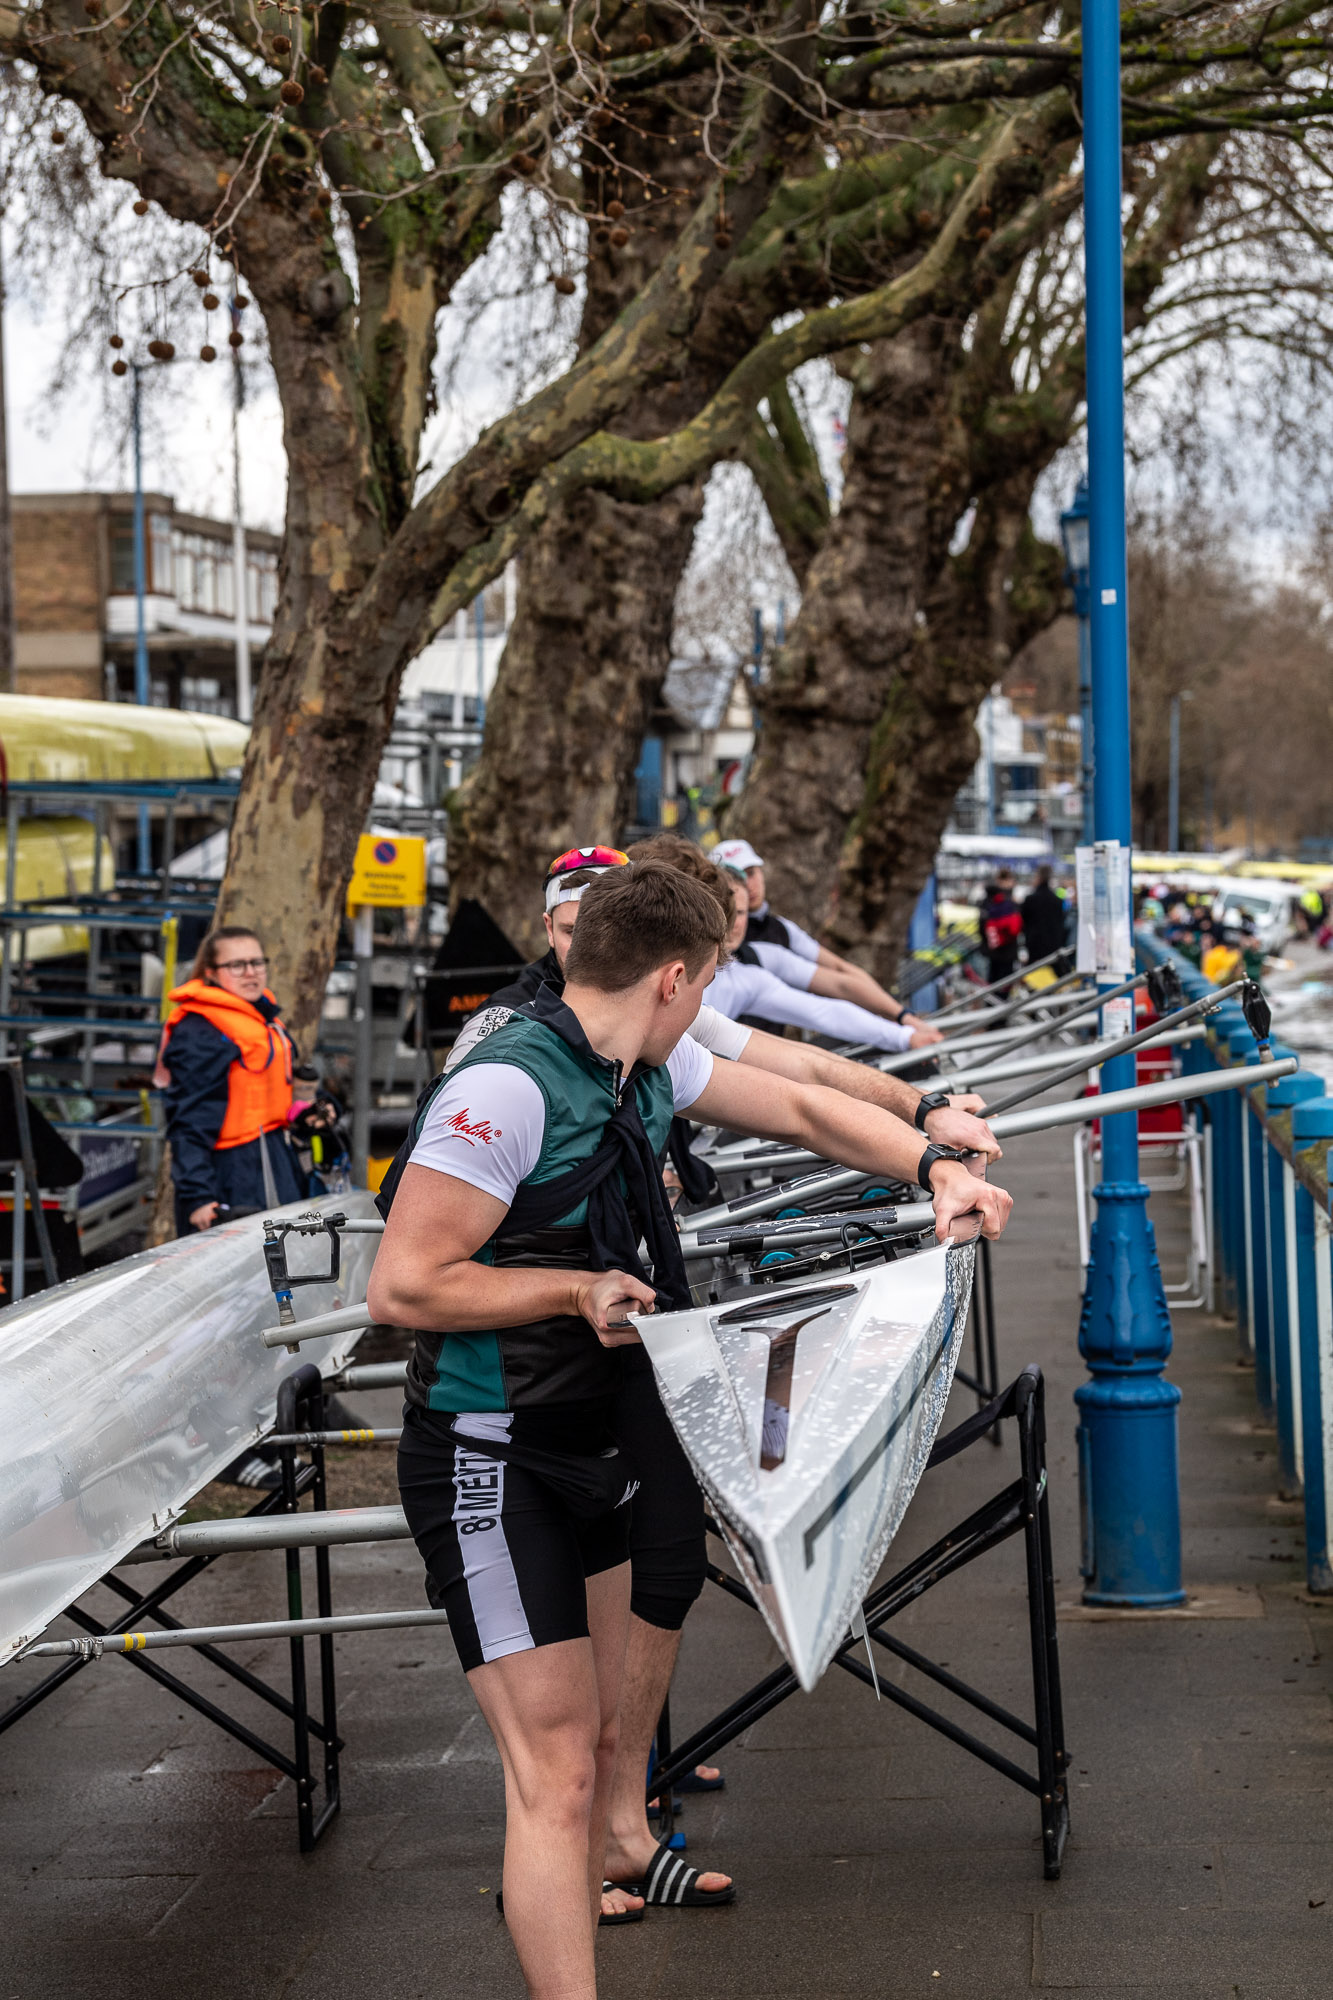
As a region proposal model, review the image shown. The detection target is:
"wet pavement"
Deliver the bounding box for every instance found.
[3,1124,1331,1998]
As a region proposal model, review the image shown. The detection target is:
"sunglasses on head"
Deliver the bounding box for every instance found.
[544,845,629,883]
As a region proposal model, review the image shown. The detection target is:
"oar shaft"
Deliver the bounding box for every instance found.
[980,981,1244,1118]
[987,1055,1296,1140]
[927,947,1069,1019]
[22,1608,450,1660]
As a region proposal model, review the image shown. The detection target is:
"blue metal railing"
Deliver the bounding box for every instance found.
[1137,930,1333,1593]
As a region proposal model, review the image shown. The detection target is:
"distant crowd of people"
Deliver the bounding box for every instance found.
[978,865,1071,989]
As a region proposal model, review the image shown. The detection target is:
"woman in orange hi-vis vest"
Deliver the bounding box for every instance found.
[160,926,303,1236]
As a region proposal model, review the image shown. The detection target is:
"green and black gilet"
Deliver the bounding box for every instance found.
[380,995,677,1413]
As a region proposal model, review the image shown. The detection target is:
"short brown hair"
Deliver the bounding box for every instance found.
[192,925,264,981]
[626,835,735,931]
[564,863,728,991]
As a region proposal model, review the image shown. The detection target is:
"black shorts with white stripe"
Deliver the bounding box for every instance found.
[398,1408,632,1675]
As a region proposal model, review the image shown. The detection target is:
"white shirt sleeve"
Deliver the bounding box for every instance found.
[666,1034,714,1112]
[442,1003,516,1073]
[776,918,822,964]
[707,962,913,1052]
[751,941,817,991]
[409,1062,546,1205]
[688,1003,752,1062]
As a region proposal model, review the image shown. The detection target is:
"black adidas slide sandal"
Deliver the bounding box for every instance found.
[610,1840,736,1908]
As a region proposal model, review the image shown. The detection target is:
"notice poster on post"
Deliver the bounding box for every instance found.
[1074,842,1135,982]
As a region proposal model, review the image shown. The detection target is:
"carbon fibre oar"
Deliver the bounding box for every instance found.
[871,968,1146,1078]
[687,1057,1300,1190]
[933,962,1087,1038]
[926,947,1072,1020]
[978,980,1246,1119]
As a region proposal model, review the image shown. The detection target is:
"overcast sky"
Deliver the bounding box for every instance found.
[4,277,289,531]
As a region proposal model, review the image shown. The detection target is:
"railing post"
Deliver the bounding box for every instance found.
[1246,1051,1277,1417]
[1266,1071,1325,1497]
[1292,1100,1333,1595]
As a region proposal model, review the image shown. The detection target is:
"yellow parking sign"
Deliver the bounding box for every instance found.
[346,833,428,911]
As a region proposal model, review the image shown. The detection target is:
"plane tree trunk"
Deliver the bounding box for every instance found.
[727,317,967,933]
[829,496,1062,980]
[450,85,763,954]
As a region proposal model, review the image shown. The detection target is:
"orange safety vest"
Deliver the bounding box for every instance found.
[162,979,295,1151]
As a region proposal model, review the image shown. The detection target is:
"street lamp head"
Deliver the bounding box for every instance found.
[1059,475,1091,585]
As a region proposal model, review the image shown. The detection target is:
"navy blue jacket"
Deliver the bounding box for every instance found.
[164,1000,302,1227]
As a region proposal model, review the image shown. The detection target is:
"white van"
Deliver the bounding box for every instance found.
[1207,876,1297,953]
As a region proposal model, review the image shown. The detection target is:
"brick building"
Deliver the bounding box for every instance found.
[13,493,279,712]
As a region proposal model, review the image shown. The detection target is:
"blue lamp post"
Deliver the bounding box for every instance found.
[130,362,152,875]
[1073,0,1184,1606]
[1059,477,1093,847]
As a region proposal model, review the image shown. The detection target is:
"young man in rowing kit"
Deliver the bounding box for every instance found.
[707,867,934,1054]
[448,838,1003,1921]
[713,837,943,1046]
[371,862,1011,1980]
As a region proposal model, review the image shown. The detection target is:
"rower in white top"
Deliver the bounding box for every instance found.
[712,838,944,1046]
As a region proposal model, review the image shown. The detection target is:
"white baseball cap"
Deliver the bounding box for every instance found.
[713,838,765,872]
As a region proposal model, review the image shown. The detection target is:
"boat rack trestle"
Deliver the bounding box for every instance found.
[0,1363,399,1853]
[648,1363,1069,1881]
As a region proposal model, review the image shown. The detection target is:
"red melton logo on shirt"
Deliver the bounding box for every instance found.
[442,1107,503,1147]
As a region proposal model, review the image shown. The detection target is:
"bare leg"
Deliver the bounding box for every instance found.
[603,1614,731,1892]
[582,1564,642,1926]
[469,1631,606,2000]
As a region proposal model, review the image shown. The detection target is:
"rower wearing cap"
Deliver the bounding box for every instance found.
[712,839,942,1045]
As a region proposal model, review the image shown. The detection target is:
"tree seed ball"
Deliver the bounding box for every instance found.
[310,63,328,84]
[203,292,220,310]
[200,345,217,362]
[234,294,249,309]
[51,130,66,145]
[84,0,102,17]
[553,274,576,295]
[147,338,175,360]
[636,32,652,48]
[280,79,304,104]
[109,333,124,350]
[191,268,209,286]
[228,330,244,348]
[609,226,629,247]
[713,230,732,249]
[111,359,128,376]
[271,32,291,52]
[133,198,149,214]
[607,199,625,218]
[513,152,536,174]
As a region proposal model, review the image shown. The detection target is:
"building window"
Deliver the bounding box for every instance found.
[180,676,230,716]
[173,531,238,617]
[247,547,278,624]
[109,512,177,595]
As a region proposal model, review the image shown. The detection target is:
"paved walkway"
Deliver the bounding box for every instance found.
[3,1125,1331,1998]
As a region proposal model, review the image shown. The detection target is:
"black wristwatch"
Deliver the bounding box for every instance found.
[913,1089,952,1133]
[916,1142,970,1190]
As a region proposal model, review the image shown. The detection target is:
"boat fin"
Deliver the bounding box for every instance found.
[849,1602,880,1701]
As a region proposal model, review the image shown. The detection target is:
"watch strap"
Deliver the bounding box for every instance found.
[916,1141,969,1190]
[913,1089,951,1133]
